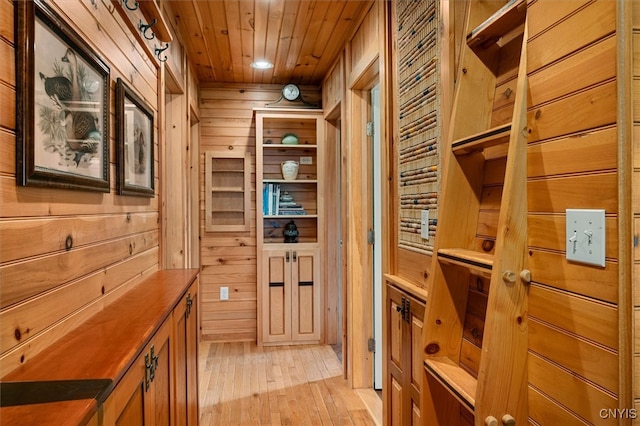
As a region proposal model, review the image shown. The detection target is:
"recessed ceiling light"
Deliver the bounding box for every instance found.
[251,60,273,69]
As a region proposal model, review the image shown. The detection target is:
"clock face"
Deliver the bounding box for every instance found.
[283,84,300,101]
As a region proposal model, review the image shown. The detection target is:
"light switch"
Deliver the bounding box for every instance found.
[220,286,229,300]
[565,209,605,267]
[421,210,429,240]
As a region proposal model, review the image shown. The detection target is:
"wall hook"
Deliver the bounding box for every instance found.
[123,0,138,11]
[139,18,157,40]
[155,43,169,62]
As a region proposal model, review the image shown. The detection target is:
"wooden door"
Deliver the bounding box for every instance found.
[291,248,321,342]
[103,318,173,426]
[261,248,292,343]
[185,283,199,426]
[149,327,172,426]
[387,284,405,426]
[173,280,199,426]
[386,284,425,426]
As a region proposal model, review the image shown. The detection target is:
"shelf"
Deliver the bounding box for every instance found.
[263,179,318,184]
[210,209,245,213]
[137,0,173,42]
[466,0,526,51]
[205,151,250,232]
[437,248,493,273]
[424,357,477,413]
[451,123,511,155]
[265,214,318,219]
[263,144,317,149]
[211,188,244,192]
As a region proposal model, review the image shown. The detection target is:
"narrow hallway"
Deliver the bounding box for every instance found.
[198,342,380,425]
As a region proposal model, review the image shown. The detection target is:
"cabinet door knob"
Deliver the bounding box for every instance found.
[286,251,290,262]
[502,414,516,426]
[519,269,531,283]
[501,270,516,283]
[485,416,498,426]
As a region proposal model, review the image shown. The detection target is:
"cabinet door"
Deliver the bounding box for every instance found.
[103,318,173,426]
[407,293,425,426]
[185,284,199,426]
[386,284,425,426]
[387,284,407,426]
[174,280,199,426]
[149,323,172,426]
[291,248,321,342]
[261,249,292,343]
[173,281,198,425]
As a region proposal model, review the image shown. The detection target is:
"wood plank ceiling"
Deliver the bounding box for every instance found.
[167,0,374,85]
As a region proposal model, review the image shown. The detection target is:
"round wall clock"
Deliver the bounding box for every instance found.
[282,83,301,101]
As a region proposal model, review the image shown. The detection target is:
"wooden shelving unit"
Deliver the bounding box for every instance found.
[421,2,528,425]
[255,108,324,345]
[204,151,250,232]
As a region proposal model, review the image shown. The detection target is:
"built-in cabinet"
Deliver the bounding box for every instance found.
[261,247,321,344]
[255,108,324,345]
[386,280,426,426]
[91,274,200,426]
[421,1,528,425]
[204,151,251,232]
[0,270,199,426]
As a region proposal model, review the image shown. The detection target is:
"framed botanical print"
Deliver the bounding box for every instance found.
[115,78,155,197]
[16,0,110,192]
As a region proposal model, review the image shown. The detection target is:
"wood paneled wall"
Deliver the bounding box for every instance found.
[198,83,321,341]
[0,0,163,377]
[527,0,633,422]
[633,0,640,417]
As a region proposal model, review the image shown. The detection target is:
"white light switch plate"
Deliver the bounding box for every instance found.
[565,209,605,267]
[421,210,429,240]
[220,286,229,300]
[300,156,312,165]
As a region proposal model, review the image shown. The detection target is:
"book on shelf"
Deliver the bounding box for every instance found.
[279,210,307,215]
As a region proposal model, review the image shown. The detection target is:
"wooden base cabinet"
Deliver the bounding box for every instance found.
[103,277,200,426]
[261,246,321,345]
[386,283,425,426]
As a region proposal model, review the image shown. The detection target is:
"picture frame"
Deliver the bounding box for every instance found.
[16,0,110,192]
[115,78,155,197]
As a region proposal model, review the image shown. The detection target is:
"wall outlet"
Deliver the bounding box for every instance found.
[300,156,312,165]
[220,286,229,301]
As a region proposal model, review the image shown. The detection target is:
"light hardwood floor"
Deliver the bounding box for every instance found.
[198,342,380,425]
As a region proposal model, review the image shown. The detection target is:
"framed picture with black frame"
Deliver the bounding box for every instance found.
[15,0,110,192]
[115,78,155,197]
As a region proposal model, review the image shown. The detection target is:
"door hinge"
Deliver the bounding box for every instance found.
[366,121,374,136]
[367,229,375,245]
[368,337,376,352]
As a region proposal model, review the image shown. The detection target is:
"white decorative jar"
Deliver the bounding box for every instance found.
[281,160,299,180]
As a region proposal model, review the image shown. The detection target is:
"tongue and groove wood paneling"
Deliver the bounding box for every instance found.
[0,0,163,377]
[527,0,632,423]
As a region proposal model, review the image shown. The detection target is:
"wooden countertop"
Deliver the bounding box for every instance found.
[384,273,428,302]
[0,268,199,425]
